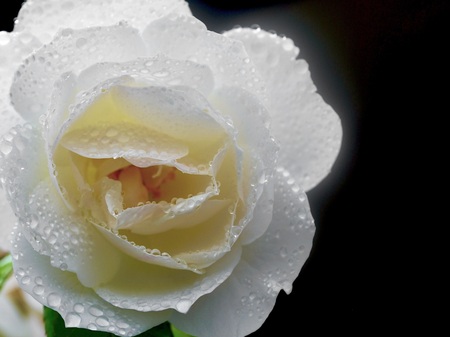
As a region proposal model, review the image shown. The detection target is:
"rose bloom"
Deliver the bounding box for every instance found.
[0,1,342,336]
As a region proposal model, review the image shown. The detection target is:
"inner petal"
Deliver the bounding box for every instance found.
[107,163,212,208]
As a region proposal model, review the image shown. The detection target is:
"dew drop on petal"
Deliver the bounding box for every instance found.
[66,313,81,327]
[73,303,85,313]
[89,305,104,317]
[176,300,191,313]
[33,285,45,295]
[47,293,62,308]
[21,276,31,285]
[96,316,110,327]
[0,32,10,46]
[280,247,288,258]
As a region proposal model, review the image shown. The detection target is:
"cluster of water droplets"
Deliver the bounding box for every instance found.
[77,55,214,97]
[142,13,267,104]
[11,228,146,336]
[11,23,146,123]
[14,0,191,44]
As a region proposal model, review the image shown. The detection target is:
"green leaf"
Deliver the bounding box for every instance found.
[44,307,174,337]
[0,254,13,291]
[170,324,195,337]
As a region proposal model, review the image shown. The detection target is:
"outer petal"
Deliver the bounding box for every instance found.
[10,23,146,123]
[224,27,342,191]
[14,0,191,43]
[0,124,121,289]
[94,245,242,314]
[143,14,266,100]
[170,167,315,337]
[77,55,215,98]
[0,31,40,137]
[0,192,16,251]
[11,228,170,336]
[210,86,278,245]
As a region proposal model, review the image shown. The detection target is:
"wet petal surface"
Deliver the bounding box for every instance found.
[225,27,342,190]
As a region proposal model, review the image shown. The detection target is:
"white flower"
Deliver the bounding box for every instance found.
[0,1,342,336]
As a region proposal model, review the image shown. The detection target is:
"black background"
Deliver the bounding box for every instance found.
[1,0,447,335]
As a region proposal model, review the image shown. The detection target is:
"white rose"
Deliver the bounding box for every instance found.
[0,1,342,336]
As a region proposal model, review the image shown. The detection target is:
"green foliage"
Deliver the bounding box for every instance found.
[170,324,195,337]
[44,307,174,337]
[0,254,13,291]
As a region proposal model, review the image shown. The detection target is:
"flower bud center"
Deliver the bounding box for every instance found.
[108,165,176,208]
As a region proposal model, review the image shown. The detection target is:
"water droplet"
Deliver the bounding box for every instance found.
[89,306,104,317]
[0,142,12,155]
[66,313,81,327]
[282,38,294,51]
[0,32,11,46]
[33,285,45,295]
[176,300,191,313]
[74,303,85,313]
[47,293,61,308]
[21,276,31,285]
[48,234,57,244]
[117,321,130,329]
[96,317,110,327]
[87,323,98,331]
[153,70,169,78]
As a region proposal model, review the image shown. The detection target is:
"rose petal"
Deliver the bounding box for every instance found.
[10,23,146,123]
[11,229,170,336]
[211,86,279,244]
[93,243,242,314]
[77,55,215,98]
[14,0,191,43]
[0,191,16,251]
[116,199,228,235]
[0,124,122,289]
[143,14,266,100]
[110,85,226,144]
[119,149,242,272]
[0,31,39,138]
[60,122,189,162]
[93,224,204,273]
[170,167,315,337]
[224,27,342,191]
